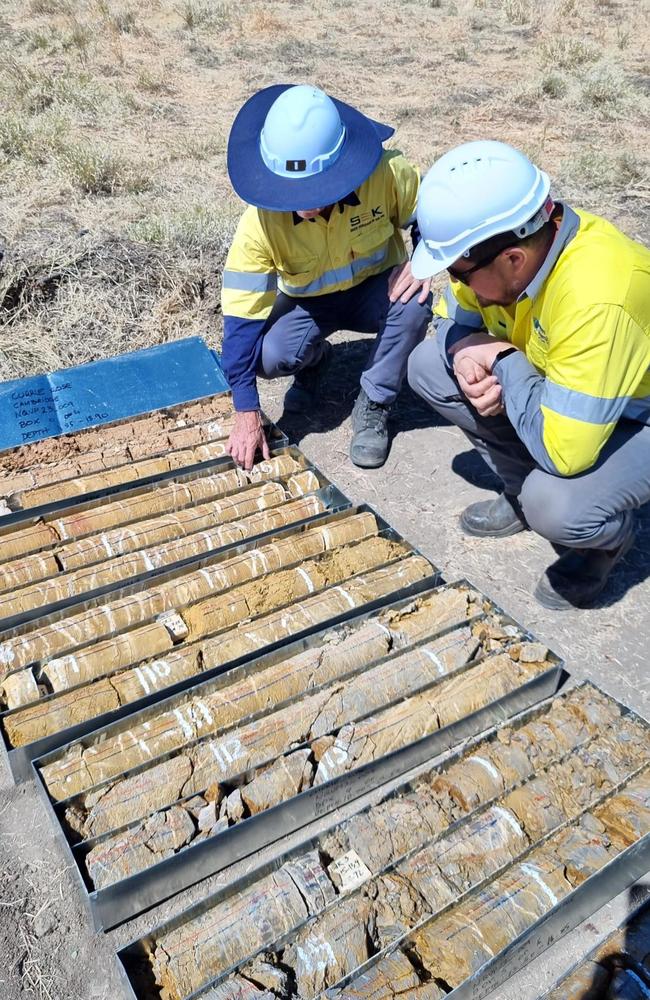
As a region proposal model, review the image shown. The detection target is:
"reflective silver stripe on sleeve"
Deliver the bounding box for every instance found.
[222,269,277,293]
[543,379,637,425]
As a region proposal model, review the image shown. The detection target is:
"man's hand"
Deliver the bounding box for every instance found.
[450,332,514,373]
[454,356,504,417]
[388,261,431,305]
[449,333,518,417]
[227,410,270,471]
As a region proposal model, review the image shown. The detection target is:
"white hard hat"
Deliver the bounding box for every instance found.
[259,85,347,178]
[412,140,552,279]
[227,84,394,212]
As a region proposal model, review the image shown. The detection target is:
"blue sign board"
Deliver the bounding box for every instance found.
[0,338,229,451]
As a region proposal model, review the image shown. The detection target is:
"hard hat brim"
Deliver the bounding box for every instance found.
[411,238,448,280]
[227,84,395,211]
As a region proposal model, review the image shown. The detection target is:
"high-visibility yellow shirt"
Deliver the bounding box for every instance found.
[222,149,419,321]
[435,205,650,477]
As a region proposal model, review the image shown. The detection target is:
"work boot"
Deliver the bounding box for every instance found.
[283,341,332,413]
[350,389,390,468]
[460,493,527,538]
[534,528,635,610]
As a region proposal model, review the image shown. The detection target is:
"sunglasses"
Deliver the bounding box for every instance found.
[447,246,505,285]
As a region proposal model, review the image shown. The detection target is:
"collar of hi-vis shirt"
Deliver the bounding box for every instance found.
[291,192,361,226]
[518,202,581,302]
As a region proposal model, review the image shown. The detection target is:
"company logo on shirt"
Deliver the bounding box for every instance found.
[533,317,548,344]
[350,206,385,232]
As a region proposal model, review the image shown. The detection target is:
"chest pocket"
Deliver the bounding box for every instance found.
[277,254,319,291]
[349,217,394,260]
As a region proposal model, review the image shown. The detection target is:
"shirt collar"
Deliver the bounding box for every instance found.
[519,202,581,301]
[292,191,361,225]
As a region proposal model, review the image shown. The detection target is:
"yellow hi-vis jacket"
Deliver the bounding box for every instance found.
[436,204,650,477]
[221,150,420,410]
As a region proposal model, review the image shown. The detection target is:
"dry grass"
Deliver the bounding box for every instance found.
[0,0,647,386]
[59,141,153,193]
[0,227,232,381]
[181,0,234,30]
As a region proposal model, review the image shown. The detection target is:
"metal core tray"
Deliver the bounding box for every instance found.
[35,581,560,929]
[4,501,437,780]
[114,680,647,1000]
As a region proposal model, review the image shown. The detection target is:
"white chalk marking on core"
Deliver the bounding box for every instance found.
[173,708,194,740]
[199,531,215,551]
[335,586,355,608]
[320,527,333,548]
[100,535,113,559]
[421,647,445,675]
[468,755,501,782]
[135,667,150,696]
[197,699,213,725]
[520,863,559,905]
[137,739,152,758]
[492,806,525,838]
[248,549,269,573]
[297,568,315,593]
[296,938,337,975]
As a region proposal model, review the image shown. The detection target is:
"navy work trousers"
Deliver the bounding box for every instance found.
[257,269,432,406]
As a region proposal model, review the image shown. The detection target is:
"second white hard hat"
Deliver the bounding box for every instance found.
[411,140,552,279]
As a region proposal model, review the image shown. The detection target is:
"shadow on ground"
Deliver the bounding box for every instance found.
[275,337,444,448]
[554,888,650,999]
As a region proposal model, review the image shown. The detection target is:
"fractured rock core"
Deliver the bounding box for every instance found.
[0,395,235,500]
[140,687,648,1000]
[78,639,551,888]
[41,586,486,800]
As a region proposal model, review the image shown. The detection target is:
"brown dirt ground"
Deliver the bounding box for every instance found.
[0,0,649,998]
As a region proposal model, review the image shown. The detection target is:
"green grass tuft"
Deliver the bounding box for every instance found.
[180,0,232,30]
[60,143,153,195]
[538,37,600,70]
[581,62,628,109]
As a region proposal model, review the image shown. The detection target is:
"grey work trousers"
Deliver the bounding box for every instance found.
[407,337,650,551]
[257,269,432,406]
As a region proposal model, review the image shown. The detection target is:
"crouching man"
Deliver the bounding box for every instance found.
[408,140,650,609]
[222,84,432,470]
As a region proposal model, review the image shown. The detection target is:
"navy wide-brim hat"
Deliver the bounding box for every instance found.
[227,84,395,212]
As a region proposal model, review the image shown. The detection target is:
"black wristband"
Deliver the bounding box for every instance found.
[491,347,518,374]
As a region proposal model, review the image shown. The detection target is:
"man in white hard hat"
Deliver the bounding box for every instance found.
[221,84,432,470]
[408,140,650,609]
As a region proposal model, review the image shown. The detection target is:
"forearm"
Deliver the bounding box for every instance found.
[221,316,266,412]
[436,317,489,368]
[492,352,559,474]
